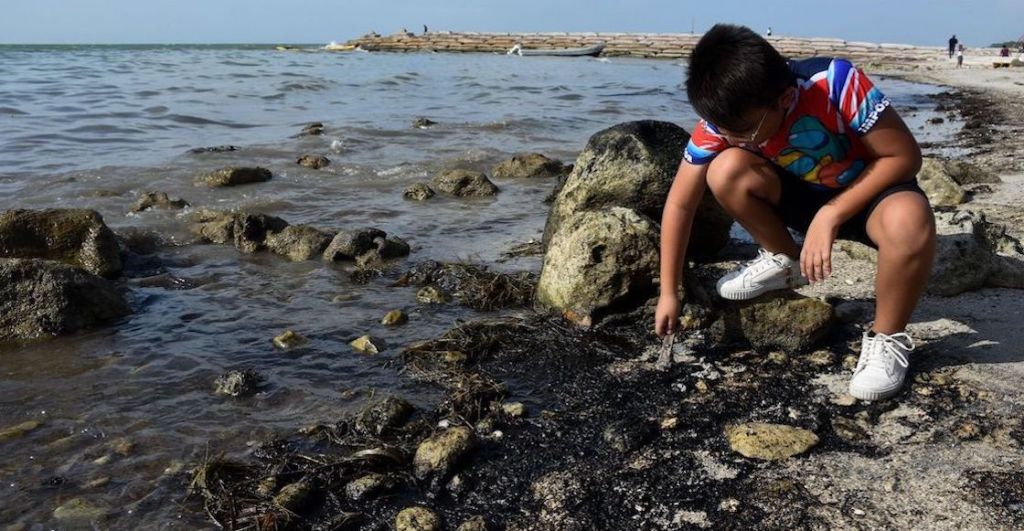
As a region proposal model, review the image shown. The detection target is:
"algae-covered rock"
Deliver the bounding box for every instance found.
[231,212,289,253]
[53,498,107,523]
[296,154,330,169]
[457,516,490,531]
[396,506,442,531]
[0,420,42,442]
[381,309,409,326]
[272,481,314,512]
[0,208,122,277]
[273,329,307,349]
[930,210,1024,295]
[725,422,819,460]
[200,166,272,187]
[536,207,660,326]
[917,157,967,207]
[714,292,833,353]
[214,369,264,397]
[413,426,474,479]
[350,335,382,355]
[355,396,414,435]
[416,286,449,304]
[265,225,333,261]
[404,182,436,201]
[130,191,190,212]
[492,153,567,179]
[323,228,386,261]
[432,169,499,197]
[0,258,130,342]
[345,473,396,501]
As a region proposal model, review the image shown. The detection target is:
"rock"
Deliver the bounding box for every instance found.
[199,167,272,188]
[416,286,449,304]
[355,396,414,435]
[501,402,526,417]
[189,145,239,153]
[531,470,592,529]
[492,153,567,179]
[345,473,395,501]
[189,209,236,244]
[111,438,134,456]
[917,158,967,207]
[53,498,106,523]
[806,350,836,367]
[323,228,386,261]
[0,420,42,442]
[301,122,324,136]
[716,292,833,353]
[273,330,307,349]
[381,309,408,326]
[375,235,411,259]
[432,169,499,197]
[404,182,435,201]
[457,516,489,531]
[0,208,122,277]
[214,369,264,397]
[413,426,474,479]
[927,117,944,124]
[602,419,655,453]
[273,481,314,512]
[725,422,819,460]
[231,212,289,253]
[265,225,333,261]
[542,120,731,258]
[0,259,130,342]
[296,154,330,169]
[350,335,382,354]
[411,117,436,129]
[942,160,1000,185]
[130,191,189,212]
[832,416,869,442]
[536,207,660,326]
[930,210,1024,295]
[396,507,441,531]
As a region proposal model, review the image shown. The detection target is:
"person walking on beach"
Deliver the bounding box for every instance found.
[956,44,964,68]
[655,24,935,402]
[948,34,958,58]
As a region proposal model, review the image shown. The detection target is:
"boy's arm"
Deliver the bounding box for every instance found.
[660,159,710,299]
[800,107,922,282]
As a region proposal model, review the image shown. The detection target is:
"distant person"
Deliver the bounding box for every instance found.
[766,26,772,36]
[657,24,934,402]
[948,34,958,58]
[424,24,428,34]
[1000,45,1010,57]
[956,43,964,68]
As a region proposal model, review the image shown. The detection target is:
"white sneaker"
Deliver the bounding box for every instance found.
[848,331,915,401]
[716,248,808,300]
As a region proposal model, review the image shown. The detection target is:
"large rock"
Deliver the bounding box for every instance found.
[543,120,731,258]
[322,228,387,261]
[715,292,833,353]
[199,167,272,188]
[939,159,1000,185]
[492,153,567,179]
[930,210,1024,296]
[0,209,122,277]
[917,158,967,207]
[432,169,499,197]
[265,225,333,261]
[190,209,289,254]
[725,422,819,460]
[413,426,474,479]
[536,207,659,326]
[0,258,130,342]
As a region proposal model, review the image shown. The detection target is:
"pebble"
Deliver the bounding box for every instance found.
[501,402,526,418]
[767,351,788,364]
[350,335,382,355]
[830,394,858,407]
[396,506,441,531]
[381,309,409,326]
[273,329,307,349]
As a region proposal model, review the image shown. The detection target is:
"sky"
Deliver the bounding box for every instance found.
[1,0,1021,47]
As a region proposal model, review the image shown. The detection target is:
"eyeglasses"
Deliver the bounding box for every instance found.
[718,107,771,145]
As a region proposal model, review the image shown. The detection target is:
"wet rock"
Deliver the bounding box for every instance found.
[832,416,870,442]
[356,396,414,435]
[457,516,489,531]
[432,169,499,198]
[0,208,123,277]
[501,402,526,418]
[345,473,396,501]
[602,418,655,453]
[543,120,731,258]
[232,212,289,253]
[111,437,134,456]
[0,259,130,342]
[273,330,307,349]
[350,335,382,354]
[323,228,386,261]
[301,122,324,136]
[199,167,272,188]
[716,292,833,353]
[0,420,42,442]
[273,481,314,512]
[942,160,1000,185]
[413,426,474,479]
[806,350,836,367]
[130,191,190,212]
[536,207,660,326]
[296,154,330,169]
[917,157,967,207]
[53,498,106,523]
[214,369,264,397]
[930,210,1024,295]
[84,476,110,489]
[381,309,408,326]
[396,507,441,531]
[416,286,449,304]
[411,117,436,129]
[189,145,239,153]
[725,422,819,460]
[375,235,411,259]
[492,153,567,179]
[404,182,436,201]
[189,209,236,244]
[265,225,333,261]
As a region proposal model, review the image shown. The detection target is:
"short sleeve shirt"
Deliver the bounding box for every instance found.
[684,57,891,189]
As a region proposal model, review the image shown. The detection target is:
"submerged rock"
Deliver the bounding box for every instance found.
[543,120,731,258]
[411,117,437,129]
[265,225,333,261]
[536,207,660,326]
[725,422,819,460]
[432,169,499,198]
[189,145,240,154]
[0,208,123,277]
[323,228,386,261]
[0,420,42,442]
[214,369,264,397]
[404,182,435,201]
[199,167,272,188]
[130,191,190,212]
[381,309,409,326]
[350,335,383,355]
[0,258,130,342]
[930,210,1024,295]
[917,158,967,206]
[301,122,324,136]
[297,154,330,169]
[396,507,441,531]
[413,426,474,480]
[273,330,307,349]
[492,153,567,179]
[52,498,107,523]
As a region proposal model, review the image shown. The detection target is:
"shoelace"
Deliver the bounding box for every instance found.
[742,248,787,279]
[860,332,915,374]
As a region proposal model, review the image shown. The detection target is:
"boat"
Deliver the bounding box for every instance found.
[274,45,303,51]
[324,41,359,52]
[507,43,605,57]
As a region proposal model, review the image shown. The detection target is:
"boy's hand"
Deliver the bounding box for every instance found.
[654,294,681,337]
[801,206,841,283]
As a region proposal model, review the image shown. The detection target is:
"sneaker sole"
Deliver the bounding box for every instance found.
[717,279,809,301]
[848,382,902,401]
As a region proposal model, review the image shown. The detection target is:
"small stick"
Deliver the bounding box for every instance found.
[656,332,675,369]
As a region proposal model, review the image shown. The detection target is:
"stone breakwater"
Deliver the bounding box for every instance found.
[343,31,960,64]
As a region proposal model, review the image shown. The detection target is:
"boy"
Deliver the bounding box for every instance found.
[655,24,936,401]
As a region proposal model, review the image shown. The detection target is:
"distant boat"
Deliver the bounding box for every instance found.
[507,43,605,57]
[275,45,303,51]
[324,42,359,52]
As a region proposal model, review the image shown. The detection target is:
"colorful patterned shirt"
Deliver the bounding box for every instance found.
[684,57,891,189]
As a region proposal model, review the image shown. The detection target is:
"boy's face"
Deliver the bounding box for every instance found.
[717,87,796,146]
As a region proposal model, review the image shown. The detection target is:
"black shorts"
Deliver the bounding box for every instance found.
[775,166,927,247]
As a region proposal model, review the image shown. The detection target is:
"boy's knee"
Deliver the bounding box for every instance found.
[705,148,762,196]
[873,194,935,252]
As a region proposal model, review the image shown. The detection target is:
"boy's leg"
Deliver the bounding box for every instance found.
[864,191,936,334]
[705,148,800,258]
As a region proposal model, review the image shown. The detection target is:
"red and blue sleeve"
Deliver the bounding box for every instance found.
[684,120,728,165]
[827,59,890,135]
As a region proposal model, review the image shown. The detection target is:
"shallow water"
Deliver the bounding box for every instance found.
[0,45,959,528]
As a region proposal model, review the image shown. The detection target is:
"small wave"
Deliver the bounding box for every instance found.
[0,106,28,115]
[600,87,675,97]
[279,81,330,92]
[135,90,161,97]
[553,93,583,101]
[66,124,146,135]
[157,114,260,128]
[142,105,169,114]
[220,60,263,67]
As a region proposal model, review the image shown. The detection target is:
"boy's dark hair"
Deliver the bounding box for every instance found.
[686,24,793,130]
